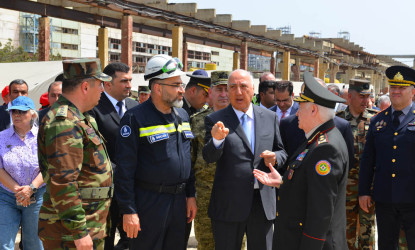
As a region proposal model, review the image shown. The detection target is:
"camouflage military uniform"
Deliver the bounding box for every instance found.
[337,107,377,249]
[38,96,112,250]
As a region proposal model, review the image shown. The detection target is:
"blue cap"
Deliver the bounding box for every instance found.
[186,69,210,79]
[9,96,35,111]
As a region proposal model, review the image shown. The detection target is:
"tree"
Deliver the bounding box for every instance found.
[0,39,61,62]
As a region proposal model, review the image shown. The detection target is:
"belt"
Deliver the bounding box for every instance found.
[138,181,186,195]
[79,185,113,200]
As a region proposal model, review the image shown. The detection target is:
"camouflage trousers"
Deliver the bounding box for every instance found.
[41,238,104,250]
[346,168,375,249]
[195,184,246,250]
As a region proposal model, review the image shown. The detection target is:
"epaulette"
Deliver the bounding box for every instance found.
[372,108,388,118]
[55,105,68,119]
[317,133,328,145]
[190,108,210,119]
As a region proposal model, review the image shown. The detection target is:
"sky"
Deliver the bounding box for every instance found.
[172,0,415,66]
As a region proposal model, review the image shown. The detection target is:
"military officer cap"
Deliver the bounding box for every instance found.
[138,86,151,94]
[186,69,211,92]
[294,72,346,109]
[386,65,415,86]
[63,58,112,82]
[211,71,231,86]
[349,79,371,95]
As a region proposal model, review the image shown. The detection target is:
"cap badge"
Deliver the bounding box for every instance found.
[394,72,404,81]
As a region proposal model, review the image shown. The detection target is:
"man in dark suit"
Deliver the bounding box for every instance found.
[0,79,29,132]
[254,72,349,250]
[359,65,415,249]
[90,62,138,250]
[202,69,287,250]
[270,80,299,120]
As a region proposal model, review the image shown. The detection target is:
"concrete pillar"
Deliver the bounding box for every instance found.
[98,27,109,69]
[240,41,248,70]
[270,56,276,75]
[313,58,319,78]
[329,64,339,83]
[344,67,356,85]
[38,16,50,61]
[291,58,301,81]
[282,50,291,81]
[121,15,133,69]
[172,25,184,62]
[319,60,328,81]
[233,51,240,70]
[182,42,188,72]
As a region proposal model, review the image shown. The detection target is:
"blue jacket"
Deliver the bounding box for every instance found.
[359,105,415,203]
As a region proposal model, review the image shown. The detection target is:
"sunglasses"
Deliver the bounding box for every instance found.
[11,110,29,115]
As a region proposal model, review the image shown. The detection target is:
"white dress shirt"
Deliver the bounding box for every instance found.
[276,103,293,121]
[104,91,126,117]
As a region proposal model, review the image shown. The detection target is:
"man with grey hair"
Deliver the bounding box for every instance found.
[378,95,391,111]
[203,69,286,250]
[254,72,349,250]
[259,71,276,82]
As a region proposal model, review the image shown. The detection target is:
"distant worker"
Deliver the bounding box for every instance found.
[0,79,29,132]
[2,86,9,106]
[378,95,391,111]
[253,72,276,105]
[138,86,151,104]
[182,70,211,116]
[38,77,63,122]
[258,80,276,109]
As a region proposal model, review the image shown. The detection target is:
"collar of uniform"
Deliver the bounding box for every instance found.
[104,91,125,110]
[391,102,412,117]
[307,119,335,144]
[58,95,86,121]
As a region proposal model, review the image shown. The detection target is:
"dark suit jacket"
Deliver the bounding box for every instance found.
[279,114,354,173]
[202,104,287,222]
[0,105,10,132]
[38,107,50,124]
[269,101,299,116]
[90,93,139,165]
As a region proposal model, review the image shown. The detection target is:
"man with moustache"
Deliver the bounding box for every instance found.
[114,55,196,249]
[203,69,287,250]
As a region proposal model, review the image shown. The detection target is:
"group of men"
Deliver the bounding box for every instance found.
[3,51,412,250]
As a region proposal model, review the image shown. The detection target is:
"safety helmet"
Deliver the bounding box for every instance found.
[144,54,184,81]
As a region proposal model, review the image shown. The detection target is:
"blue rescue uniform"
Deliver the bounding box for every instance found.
[115,98,195,250]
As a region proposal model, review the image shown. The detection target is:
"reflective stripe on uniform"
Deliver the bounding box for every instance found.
[139,123,176,137]
[139,122,191,137]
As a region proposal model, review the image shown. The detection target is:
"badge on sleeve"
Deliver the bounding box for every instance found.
[296,149,309,161]
[120,125,132,137]
[315,160,331,176]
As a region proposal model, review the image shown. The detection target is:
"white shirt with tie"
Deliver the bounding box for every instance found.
[104,91,126,118]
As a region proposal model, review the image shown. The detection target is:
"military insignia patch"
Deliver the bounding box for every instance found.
[296,149,309,161]
[315,160,331,176]
[120,125,132,137]
[288,169,294,180]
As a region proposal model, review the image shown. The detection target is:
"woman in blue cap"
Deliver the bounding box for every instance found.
[0,96,44,250]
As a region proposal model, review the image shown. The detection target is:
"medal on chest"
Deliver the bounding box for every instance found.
[375,120,386,130]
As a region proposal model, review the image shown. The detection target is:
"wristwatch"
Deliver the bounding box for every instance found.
[29,184,37,193]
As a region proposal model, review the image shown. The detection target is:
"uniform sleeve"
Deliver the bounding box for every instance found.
[343,122,355,172]
[114,111,139,214]
[299,144,343,250]
[43,120,88,240]
[358,120,376,196]
[202,115,224,163]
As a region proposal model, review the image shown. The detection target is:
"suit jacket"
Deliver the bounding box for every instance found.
[202,104,287,222]
[269,101,299,116]
[279,114,354,173]
[275,120,348,250]
[0,105,10,132]
[90,93,138,165]
[360,105,415,203]
[38,107,50,124]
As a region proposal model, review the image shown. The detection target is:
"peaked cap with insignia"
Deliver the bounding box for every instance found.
[349,79,371,95]
[294,72,346,109]
[386,65,415,86]
[186,69,211,92]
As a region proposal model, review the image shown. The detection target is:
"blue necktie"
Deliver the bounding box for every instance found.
[241,113,252,148]
[116,101,124,118]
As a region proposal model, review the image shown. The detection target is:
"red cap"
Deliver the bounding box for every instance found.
[1,86,9,98]
[39,92,49,107]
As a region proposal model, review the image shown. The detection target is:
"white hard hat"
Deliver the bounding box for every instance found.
[144,54,184,81]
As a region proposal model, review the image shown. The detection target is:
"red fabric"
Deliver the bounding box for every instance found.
[39,92,49,107]
[1,86,8,98]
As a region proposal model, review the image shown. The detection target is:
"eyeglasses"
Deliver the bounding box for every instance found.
[144,58,183,80]
[157,83,186,89]
[11,110,29,115]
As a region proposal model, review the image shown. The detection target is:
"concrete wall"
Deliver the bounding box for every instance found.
[0,9,20,47]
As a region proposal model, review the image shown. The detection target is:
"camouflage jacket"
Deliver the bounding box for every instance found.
[38,96,112,241]
[190,108,217,189]
[337,107,378,170]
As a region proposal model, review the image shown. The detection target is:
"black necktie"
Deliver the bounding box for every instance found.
[116,101,124,118]
[393,110,403,128]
